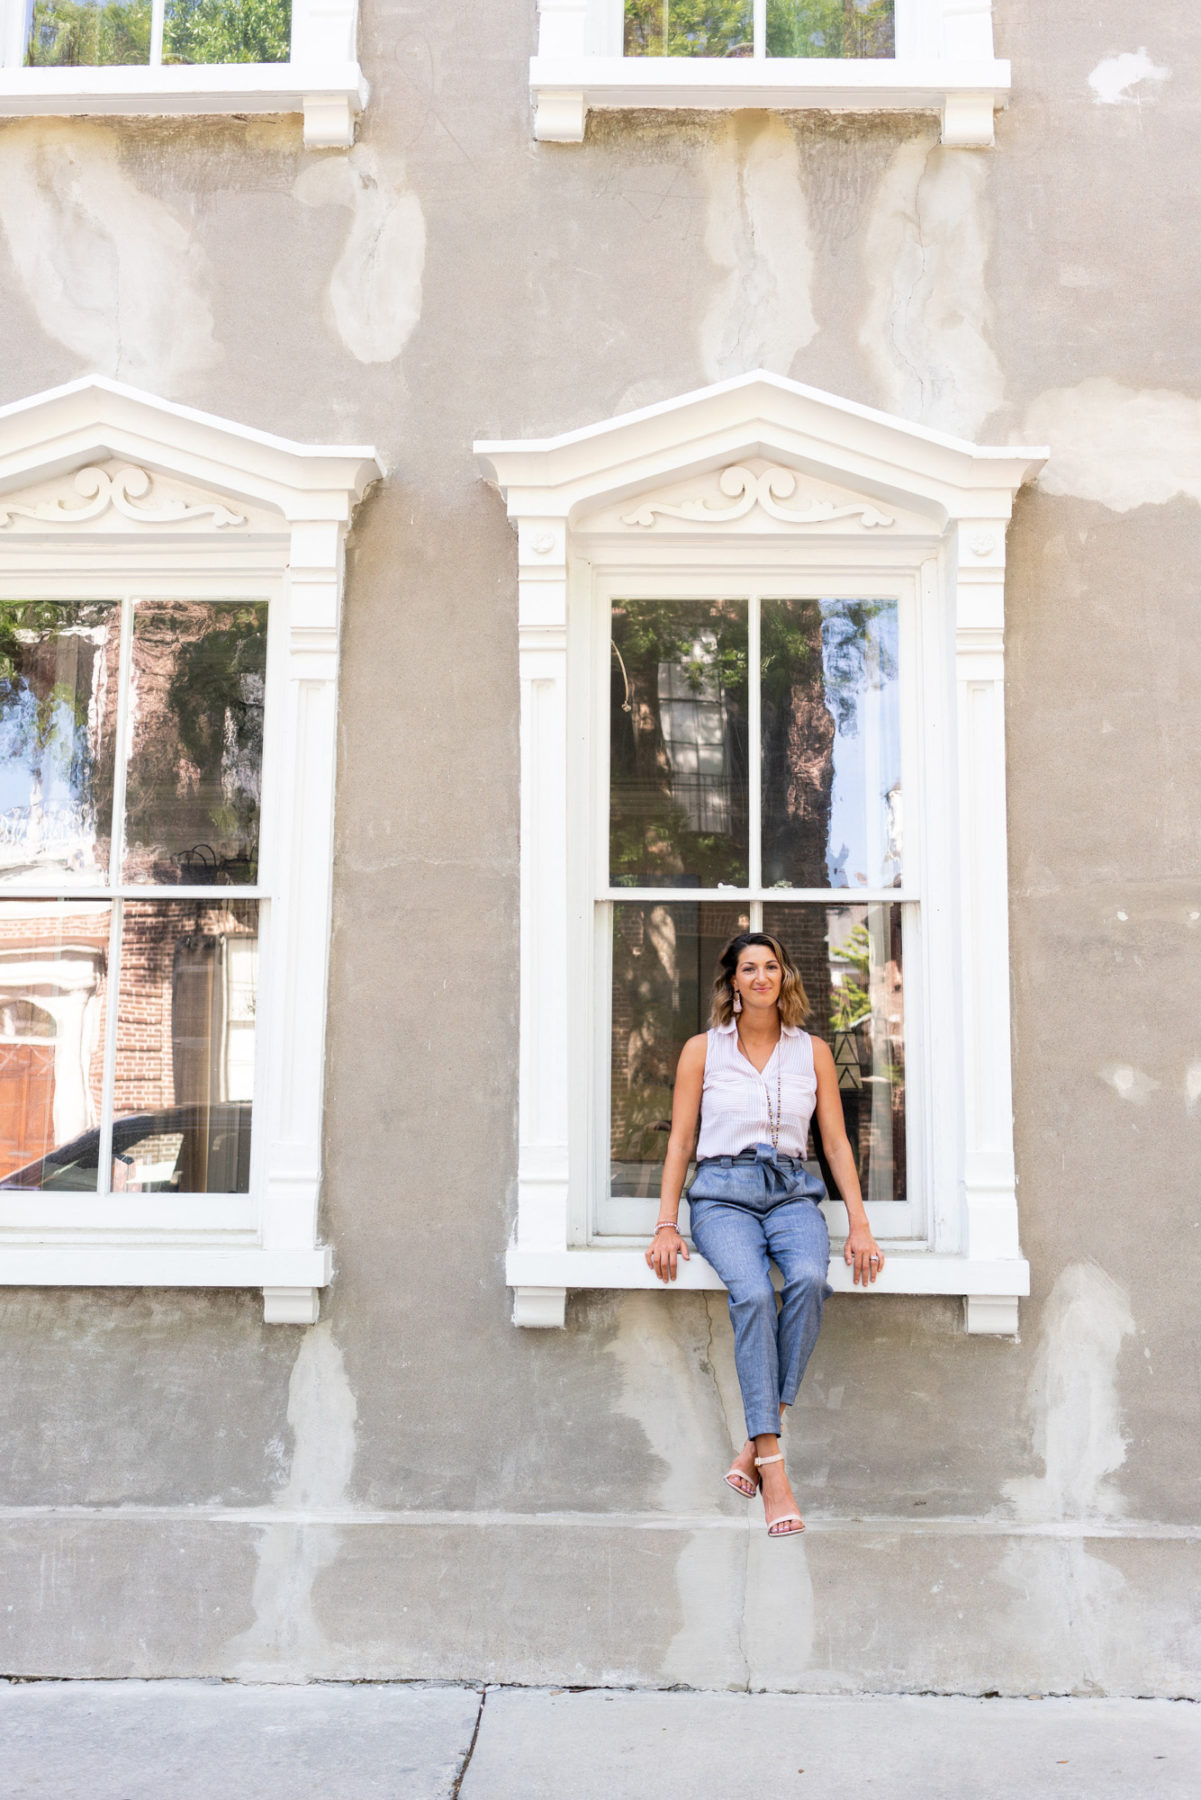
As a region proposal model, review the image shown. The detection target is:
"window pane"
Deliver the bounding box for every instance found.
[624,1,754,57]
[611,899,749,1197]
[114,900,256,1193]
[0,900,111,1191]
[761,598,900,890]
[163,0,292,66]
[123,602,267,886]
[25,0,151,65]
[765,0,894,58]
[0,602,117,887]
[764,901,905,1203]
[610,600,749,889]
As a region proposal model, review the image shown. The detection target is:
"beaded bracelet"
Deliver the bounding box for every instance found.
[653,1222,680,1233]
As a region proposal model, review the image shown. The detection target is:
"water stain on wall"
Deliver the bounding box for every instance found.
[0,120,220,391]
[859,138,1004,438]
[1024,378,1201,512]
[226,1322,358,1681]
[294,145,426,365]
[700,113,817,383]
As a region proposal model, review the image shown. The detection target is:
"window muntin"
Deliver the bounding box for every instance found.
[599,587,914,1239]
[0,597,267,1203]
[24,0,291,69]
[622,0,895,60]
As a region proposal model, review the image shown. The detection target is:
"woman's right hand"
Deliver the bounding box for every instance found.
[646,1226,690,1283]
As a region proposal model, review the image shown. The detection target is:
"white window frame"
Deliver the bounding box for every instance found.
[0,374,381,1322]
[0,0,365,148]
[532,0,1009,147]
[476,371,1046,1336]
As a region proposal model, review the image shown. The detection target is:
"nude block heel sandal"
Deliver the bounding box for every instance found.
[754,1453,804,1537]
[724,1455,760,1500]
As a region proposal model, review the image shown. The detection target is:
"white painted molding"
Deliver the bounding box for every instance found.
[0,376,382,1324]
[531,0,1009,146]
[506,1246,1032,1299]
[964,1294,1022,1336]
[263,1285,323,1325]
[513,1286,569,1328]
[0,0,365,146]
[477,370,1045,1337]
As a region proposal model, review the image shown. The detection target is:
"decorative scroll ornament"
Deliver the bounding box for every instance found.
[0,465,246,530]
[621,464,894,531]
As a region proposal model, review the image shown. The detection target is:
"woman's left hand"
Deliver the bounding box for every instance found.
[844,1223,884,1287]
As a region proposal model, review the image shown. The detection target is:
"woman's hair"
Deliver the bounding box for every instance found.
[710,932,810,1029]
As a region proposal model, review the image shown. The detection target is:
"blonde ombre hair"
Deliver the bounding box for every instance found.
[710,932,810,1029]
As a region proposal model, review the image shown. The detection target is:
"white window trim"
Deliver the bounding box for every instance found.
[0,0,365,148]
[0,374,381,1323]
[532,0,1009,147]
[476,370,1046,1336]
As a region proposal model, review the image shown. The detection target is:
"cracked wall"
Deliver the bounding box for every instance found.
[0,0,1199,1695]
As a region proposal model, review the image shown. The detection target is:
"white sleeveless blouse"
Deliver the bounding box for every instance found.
[695,1020,817,1161]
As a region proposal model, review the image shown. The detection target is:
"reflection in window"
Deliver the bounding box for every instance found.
[761,598,900,890]
[609,897,904,1204]
[124,602,266,886]
[610,600,748,888]
[624,1,753,57]
[623,0,894,60]
[766,0,894,58]
[0,901,110,1187]
[24,0,291,67]
[0,602,117,886]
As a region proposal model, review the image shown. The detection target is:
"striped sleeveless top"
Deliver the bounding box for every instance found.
[695,1019,817,1161]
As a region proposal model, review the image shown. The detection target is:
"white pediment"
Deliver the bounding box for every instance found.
[576,457,937,539]
[0,458,283,536]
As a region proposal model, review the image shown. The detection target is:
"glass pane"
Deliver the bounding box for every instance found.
[766,0,894,58]
[610,899,750,1197]
[25,0,151,65]
[0,602,117,887]
[610,599,749,889]
[0,900,111,1191]
[764,901,905,1203]
[163,0,292,66]
[624,1,753,57]
[761,598,900,890]
[123,602,267,886]
[114,900,256,1193]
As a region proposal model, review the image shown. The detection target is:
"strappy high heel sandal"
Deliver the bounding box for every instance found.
[754,1454,804,1536]
[724,1444,760,1500]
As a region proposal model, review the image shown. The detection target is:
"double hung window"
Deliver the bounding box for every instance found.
[477,369,1045,1334]
[601,584,911,1241]
[0,376,380,1321]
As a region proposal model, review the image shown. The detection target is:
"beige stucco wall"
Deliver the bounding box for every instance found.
[1,0,1199,1693]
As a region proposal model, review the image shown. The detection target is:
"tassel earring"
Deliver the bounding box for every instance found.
[732,987,742,1015]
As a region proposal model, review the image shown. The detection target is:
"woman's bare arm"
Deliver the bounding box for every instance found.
[646,1033,707,1283]
[811,1037,884,1287]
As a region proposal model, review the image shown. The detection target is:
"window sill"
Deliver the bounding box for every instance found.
[530,55,1010,147]
[507,1245,1030,1336]
[0,62,367,148]
[0,1241,331,1323]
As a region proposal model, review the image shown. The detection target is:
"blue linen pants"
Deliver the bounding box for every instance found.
[688,1145,831,1442]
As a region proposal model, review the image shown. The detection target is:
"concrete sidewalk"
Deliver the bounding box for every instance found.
[1,1680,1197,1799]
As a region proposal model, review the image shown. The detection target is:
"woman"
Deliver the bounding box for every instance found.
[646,931,884,1537]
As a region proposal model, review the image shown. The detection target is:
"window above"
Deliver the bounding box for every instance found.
[0,0,365,147]
[532,0,1010,147]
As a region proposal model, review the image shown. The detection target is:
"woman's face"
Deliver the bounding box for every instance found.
[733,945,783,1010]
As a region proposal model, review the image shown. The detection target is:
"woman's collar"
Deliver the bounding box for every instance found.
[719,1017,801,1036]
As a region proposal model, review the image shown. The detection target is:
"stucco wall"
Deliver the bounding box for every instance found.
[1,0,1199,1694]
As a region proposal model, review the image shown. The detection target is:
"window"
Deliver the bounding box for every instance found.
[0,375,381,1321]
[0,0,364,146]
[477,370,1046,1334]
[531,0,1009,146]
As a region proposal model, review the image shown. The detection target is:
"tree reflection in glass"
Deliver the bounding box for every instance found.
[624,1,754,56]
[766,0,894,58]
[610,600,749,889]
[0,602,117,886]
[25,0,151,65]
[123,602,267,886]
[761,599,900,890]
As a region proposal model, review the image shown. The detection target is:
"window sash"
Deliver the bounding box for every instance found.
[2,0,301,69]
[583,571,927,1245]
[0,585,280,1220]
